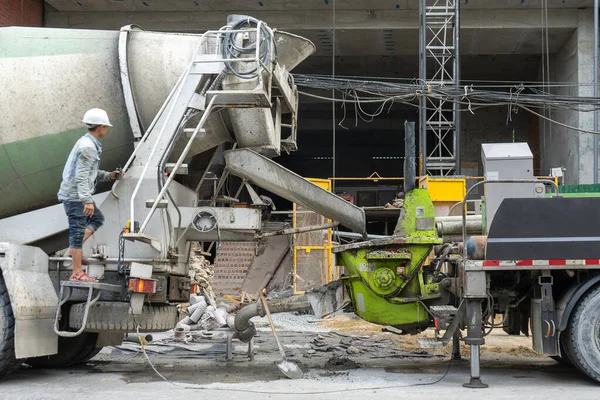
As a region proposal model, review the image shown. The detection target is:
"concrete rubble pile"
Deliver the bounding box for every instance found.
[305,332,437,359]
[175,294,240,335]
[188,249,215,299]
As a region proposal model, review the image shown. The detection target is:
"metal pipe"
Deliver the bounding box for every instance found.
[140,97,217,233]
[257,222,338,238]
[48,257,172,264]
[404,121,416,193]
[437,219,482,236]
[233,301,265,343]
[460,179,559,258]
[226,314,236,330]
[333,231,388,240]
[469,345,481,378]
[447,199,479,216]
[129,68,190,228]
[126,333,153,343]
[594,0,599,184]
[438,215,481,223]
[189,301,208,324]
[267,294,311,313]
[463,298,487,388]
[419,0,427,176]
[332,0,336,193]
[454,0,461,174]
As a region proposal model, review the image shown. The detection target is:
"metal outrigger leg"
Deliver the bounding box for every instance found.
[53,281,122,338]
[463,298,488,388]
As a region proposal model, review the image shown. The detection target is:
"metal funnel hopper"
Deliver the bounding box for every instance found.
[274,31,316,72]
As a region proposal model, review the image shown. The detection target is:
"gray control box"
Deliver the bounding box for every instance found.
[481,143,541,234]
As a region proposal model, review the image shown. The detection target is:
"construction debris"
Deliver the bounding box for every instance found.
[189,245,215,298]
[306,332,436,359]
[384,198,404,209]
[175,293,242,334]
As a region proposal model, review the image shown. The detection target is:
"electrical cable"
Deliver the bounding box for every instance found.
[295,77,600,135]
[220,16,276,79]
[295,73,600,87]
[294,75,600,112]
[137,333,454,394]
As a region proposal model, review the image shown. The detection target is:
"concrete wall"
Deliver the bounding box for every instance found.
[543,9,597,184]
[461,106,531,176]
[0,0,43,27]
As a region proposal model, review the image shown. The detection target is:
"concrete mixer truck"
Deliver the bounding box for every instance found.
[2,14,600,389]
[0,15,357,377]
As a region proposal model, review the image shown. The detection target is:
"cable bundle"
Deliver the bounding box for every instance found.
[221,17,277,79]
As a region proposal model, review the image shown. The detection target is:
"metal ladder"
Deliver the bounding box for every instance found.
[53,281,122,338]
[120,22,276,245]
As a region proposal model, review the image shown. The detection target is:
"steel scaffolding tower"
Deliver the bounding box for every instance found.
[419,0,461,176]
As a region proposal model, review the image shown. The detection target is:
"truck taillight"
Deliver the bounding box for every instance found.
[128,278,157,294]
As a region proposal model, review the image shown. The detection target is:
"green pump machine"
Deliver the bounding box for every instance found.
[333,122,453,333]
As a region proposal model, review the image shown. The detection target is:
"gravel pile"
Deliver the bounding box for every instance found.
[253,312,334,333]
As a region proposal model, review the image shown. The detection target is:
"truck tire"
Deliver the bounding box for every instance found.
[563,285,600,382]
[26,332,99,368]
[75,347,102,364]
[69,302,177,333]
[0,272,21,379]
[26,303,101,369]
[550,338,573,366]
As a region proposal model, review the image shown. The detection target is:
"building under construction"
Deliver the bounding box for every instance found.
[2,0,600,394]
[24,1,598,185]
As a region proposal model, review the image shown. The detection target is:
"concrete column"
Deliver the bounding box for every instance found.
[544,9,597,184]
[576,9,596,184]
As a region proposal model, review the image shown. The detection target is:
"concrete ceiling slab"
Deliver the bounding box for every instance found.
[296,28,574,56]
[45,0,594,12]
[45,8,580,30]
[293,54,543,83]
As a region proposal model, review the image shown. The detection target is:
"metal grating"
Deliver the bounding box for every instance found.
[212,241,256,299]
[294,248,328,293]
[419,0,461,176]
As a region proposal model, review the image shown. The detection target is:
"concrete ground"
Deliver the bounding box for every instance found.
[2,313,598,399]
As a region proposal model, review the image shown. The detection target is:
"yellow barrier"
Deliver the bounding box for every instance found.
[292,178,334,294]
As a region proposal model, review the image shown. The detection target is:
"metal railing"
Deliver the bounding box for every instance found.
[459,179,560,258]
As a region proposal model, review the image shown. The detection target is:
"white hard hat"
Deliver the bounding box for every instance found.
[82,108,113,127]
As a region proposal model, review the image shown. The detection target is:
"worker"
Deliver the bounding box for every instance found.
[57,108,121,282]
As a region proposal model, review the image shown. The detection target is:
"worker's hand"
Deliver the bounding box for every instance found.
[83,203,95,217]
[109,170,123,181]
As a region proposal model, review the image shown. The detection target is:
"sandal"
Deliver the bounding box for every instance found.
[66,249,90,265]
[69,272,98,283]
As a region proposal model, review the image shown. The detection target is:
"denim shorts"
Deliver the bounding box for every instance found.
[63,200,104,249]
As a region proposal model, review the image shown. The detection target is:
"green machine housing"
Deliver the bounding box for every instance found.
[333,189,446,332]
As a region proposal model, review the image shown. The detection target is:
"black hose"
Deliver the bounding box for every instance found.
[220,17,276,79]
[433,244,457,280]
